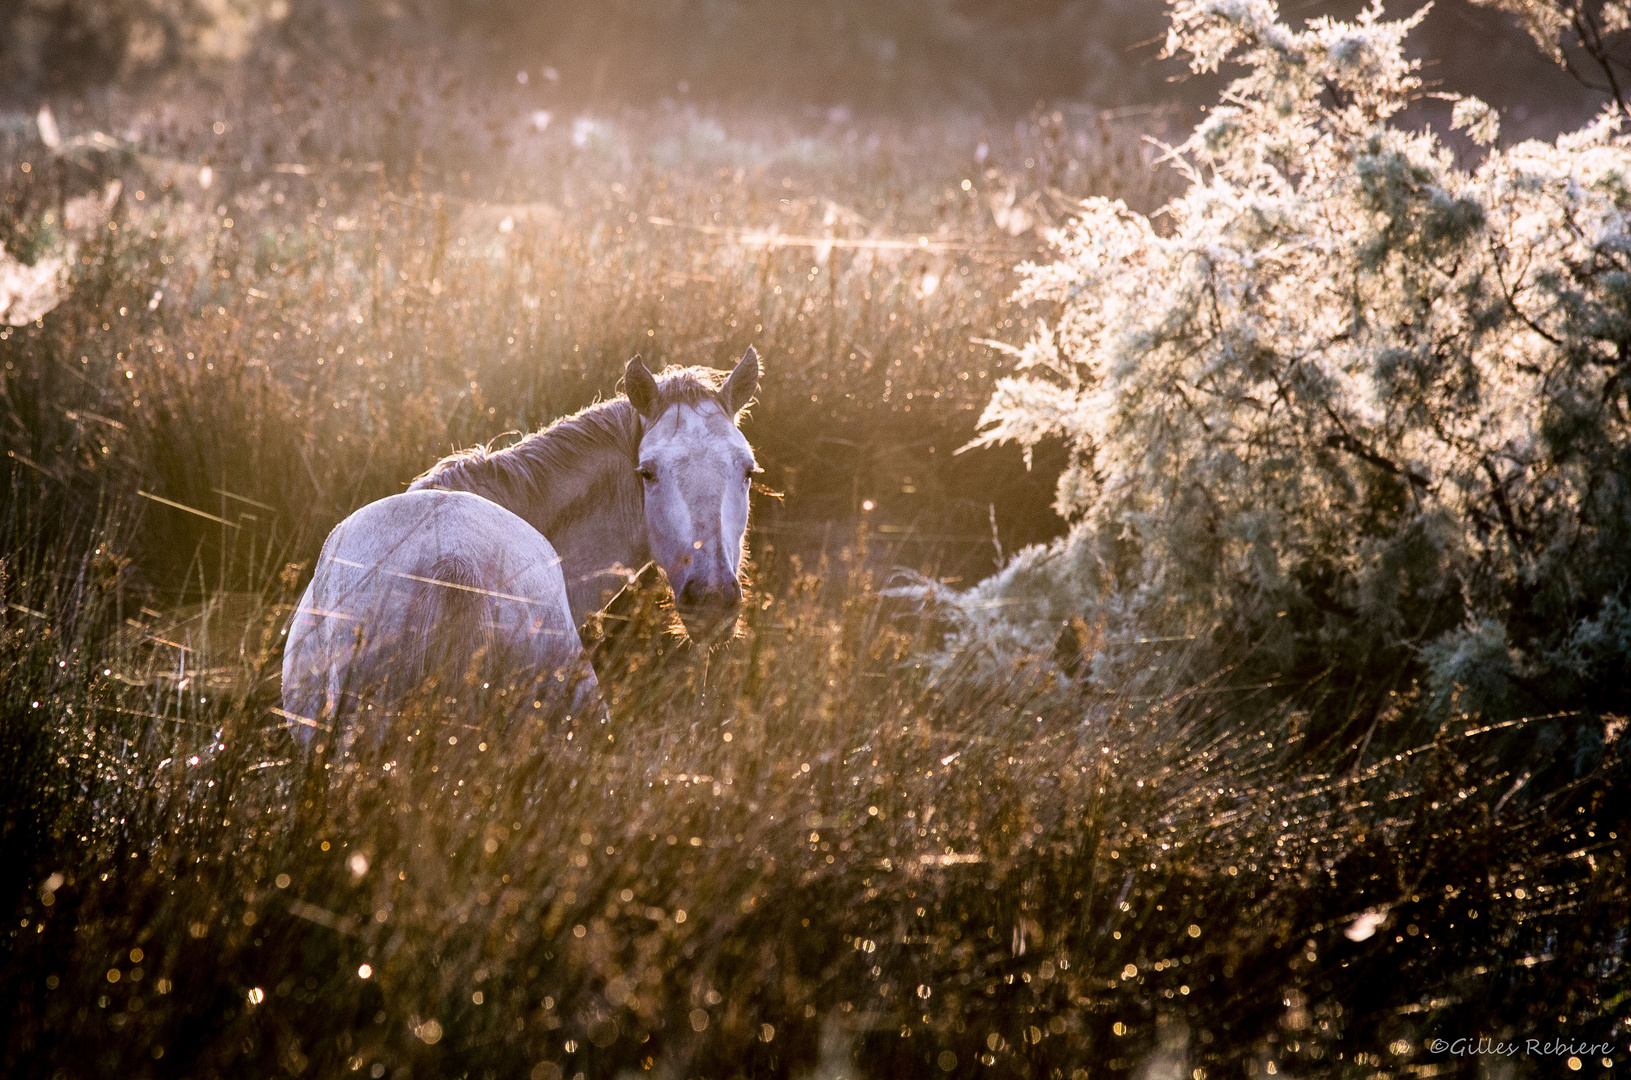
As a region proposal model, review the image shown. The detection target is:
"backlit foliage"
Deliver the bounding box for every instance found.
[1470,0,1631,114]
[950,1,1631,762]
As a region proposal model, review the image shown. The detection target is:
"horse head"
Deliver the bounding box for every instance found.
[624,347,760,640]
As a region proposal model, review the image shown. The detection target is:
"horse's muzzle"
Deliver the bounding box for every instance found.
[675,578,743,638]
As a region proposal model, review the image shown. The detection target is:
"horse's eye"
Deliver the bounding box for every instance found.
[637,465,656,482]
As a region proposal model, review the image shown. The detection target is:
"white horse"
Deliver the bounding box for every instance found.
[281,349,761,737]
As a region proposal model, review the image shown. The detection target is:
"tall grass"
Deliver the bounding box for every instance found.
[2,89,1629,1079]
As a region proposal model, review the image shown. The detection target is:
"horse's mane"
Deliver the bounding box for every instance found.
[408,366,732,507]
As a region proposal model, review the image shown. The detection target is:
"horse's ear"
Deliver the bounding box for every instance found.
[722,346,760,417]
[623,355,659,418]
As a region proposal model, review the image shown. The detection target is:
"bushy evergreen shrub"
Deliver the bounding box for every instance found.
[935,1,1631,759]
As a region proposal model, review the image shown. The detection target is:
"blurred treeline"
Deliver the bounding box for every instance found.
[3,0,1171,109]
[0,0,1610,125]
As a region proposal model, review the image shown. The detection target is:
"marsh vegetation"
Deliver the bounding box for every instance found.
[2,2,1629,1078]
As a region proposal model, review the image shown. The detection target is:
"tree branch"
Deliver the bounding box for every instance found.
[1323,432,1432,488]
[1480,455,1530,549]
[1573,7,1630,116]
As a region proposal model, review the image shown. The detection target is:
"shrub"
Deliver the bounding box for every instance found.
[943,0,1631,764]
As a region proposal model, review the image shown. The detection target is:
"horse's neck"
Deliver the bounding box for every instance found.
[531,453,649,624]
[446,433,647,626]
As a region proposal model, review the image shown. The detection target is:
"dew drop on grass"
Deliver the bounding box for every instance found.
[1345,912,1385,942]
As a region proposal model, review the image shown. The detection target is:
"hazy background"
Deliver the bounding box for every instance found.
[0,0,1606,131]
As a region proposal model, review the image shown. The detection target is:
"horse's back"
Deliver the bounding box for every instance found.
[282,490,594,735]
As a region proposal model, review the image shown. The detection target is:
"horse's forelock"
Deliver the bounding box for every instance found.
[647,366,731,416]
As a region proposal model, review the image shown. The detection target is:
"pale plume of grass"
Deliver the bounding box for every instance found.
[0,241,66,326]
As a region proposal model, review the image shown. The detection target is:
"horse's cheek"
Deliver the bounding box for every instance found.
[646,492,688,566]
[725,494,750,567]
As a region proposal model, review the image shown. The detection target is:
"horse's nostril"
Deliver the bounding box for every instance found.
[678,579,740,610]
